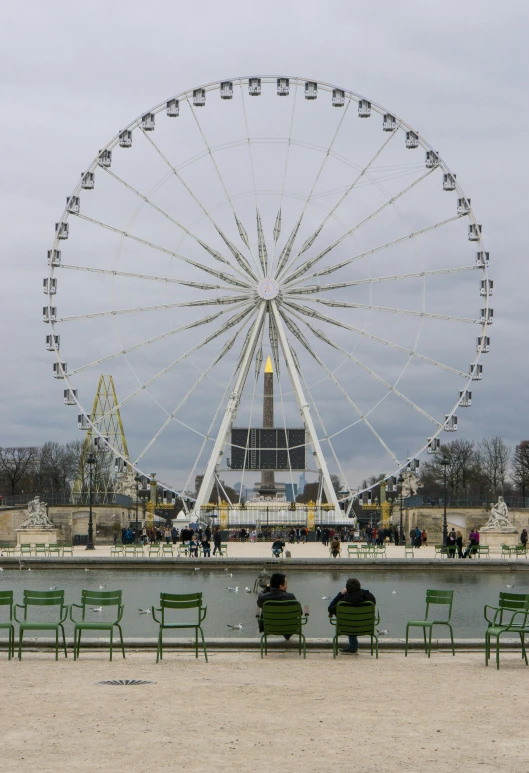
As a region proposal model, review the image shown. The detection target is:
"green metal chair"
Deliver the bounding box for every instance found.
[20,544,33,557]
[515,545,528,559]
[177,544,189,557]
[62,545,74,556]
[152,592,207,663]
[405,546,415,559]
[0,591,15,659]
[1,545,16,556]
[110,545,124,557]
[161,544,174,557]
[501,544,516,558]
[260,600,309,659]
[484,592,529,670]
[405,590,455,657]
[34,543,48,555]
[70,590,125,661]
[148,544,161,557]
[47,544,62,557]
[330,601,379,658]
[15,590,68,660]
[347,545,359,558]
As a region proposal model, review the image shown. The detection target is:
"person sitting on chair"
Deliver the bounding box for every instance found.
[328,577,376,655]
[271,538,285,558]
[201,537,211,557]
[330,536,341,558]
[257,572,297,638]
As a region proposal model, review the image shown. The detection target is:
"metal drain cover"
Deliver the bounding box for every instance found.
[95,679,157,686]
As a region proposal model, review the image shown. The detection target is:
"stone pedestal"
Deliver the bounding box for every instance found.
[479,529,518,549]
[16,528,59,546]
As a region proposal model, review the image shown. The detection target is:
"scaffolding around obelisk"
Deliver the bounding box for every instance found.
[258,355,277,496]
[71,374,131,504]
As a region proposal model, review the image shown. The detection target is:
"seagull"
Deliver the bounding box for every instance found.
[194,568,201,571]
[322,596,331,600]
[392,590,397,595]
[227,624,243,630]
[244,587,251,593]
[377,629,389,636]
[138,608,151,614]
[49,586,57,590]
[0,567,3,571]
[99,585,107,589]
[27,568,32,571]
[90,607,103,612]
[224,572,233,578]
[84,568,90,572]
[507,584,515,589]
[226,587,239,592]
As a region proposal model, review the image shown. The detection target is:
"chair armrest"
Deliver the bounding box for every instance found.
[13,604,25,624]
[301,616,309,626]
[375,611,381,626]
[200,605,207,623]
[116,605,125,623]
[508,610,529,628]
[151,607,161,624]
[69,603,83,623]
[484,604,500,625]
[329,617,337,627]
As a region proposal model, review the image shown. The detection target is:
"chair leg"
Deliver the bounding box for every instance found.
[18,628,23,660]
[427,626,433,659]
[110,631,113,662]
[405,625,409,656]
[423,626,428,656]
[447,624,455,656]
[332,635,337,659]
[77,629,82,660]
[195,629,198,659]
[55,629,59,661]
[520,633,528,665]
[496,634,501,670]
[199,627,208,663]
[60,625,67,658]
[156,629,162,663]
[485,632,489,666]
[117,625,126,659]
[374,635,379,659]
[260,633,265,659]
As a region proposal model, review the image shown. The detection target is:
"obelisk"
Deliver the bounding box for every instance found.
[260,355,276,495]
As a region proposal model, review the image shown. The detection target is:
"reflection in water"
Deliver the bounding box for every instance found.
[0,567,524,639]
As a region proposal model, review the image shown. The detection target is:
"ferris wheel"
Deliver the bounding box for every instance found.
[43,75,492,514]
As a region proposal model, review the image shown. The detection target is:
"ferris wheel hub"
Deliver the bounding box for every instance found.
[256,277,280,300]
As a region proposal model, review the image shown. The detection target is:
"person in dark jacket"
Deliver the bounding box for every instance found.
[257,572,297,638]
[328,577,376,655]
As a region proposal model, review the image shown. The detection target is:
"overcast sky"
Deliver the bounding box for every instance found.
[1,0,528,493]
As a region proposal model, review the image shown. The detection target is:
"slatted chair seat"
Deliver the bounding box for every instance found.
[0,591,15,660]
[485,592,529,669]
[15,590,68,660]
[330,601,379,658]
[70,590,125,661]
[405,590,455,658]
[260,600,309,658]
[152,593,207,662]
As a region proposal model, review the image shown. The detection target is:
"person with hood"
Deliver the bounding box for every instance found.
[328,578,376,654]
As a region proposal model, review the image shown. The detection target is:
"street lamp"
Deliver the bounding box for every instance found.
[440,458,449,547]
[86,453,96,550]
[134,474,142,541]
[398,475,405,544]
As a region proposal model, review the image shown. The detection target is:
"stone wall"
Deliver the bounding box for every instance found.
[403,507,529,543]
[0,505,134,545]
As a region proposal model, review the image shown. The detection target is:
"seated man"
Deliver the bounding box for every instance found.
[257,572,297,638]
[271,538,285,558]
[328,577,376,655]
[201,537,211,557]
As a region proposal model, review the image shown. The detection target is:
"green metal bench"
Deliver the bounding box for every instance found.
[15,590,68,660]
[406,589,455,658]
[152,592,207,663]
[70,590,125,661]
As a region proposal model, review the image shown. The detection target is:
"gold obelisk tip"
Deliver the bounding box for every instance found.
[264,355,273,373]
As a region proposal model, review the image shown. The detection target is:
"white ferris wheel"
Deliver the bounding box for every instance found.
[44,75,492,516]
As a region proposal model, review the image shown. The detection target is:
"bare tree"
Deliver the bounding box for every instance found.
[512,441,529,500]
[0,447,39,494]
[478,436,510,498]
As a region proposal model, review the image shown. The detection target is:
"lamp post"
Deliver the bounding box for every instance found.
[134,474,142,541]
[398,475,405,544]
[441,458,449,547]
[86,453,96,550]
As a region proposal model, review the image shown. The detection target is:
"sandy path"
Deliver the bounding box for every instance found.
[1,650,527,773]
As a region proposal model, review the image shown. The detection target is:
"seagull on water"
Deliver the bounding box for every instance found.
[244,587,251,593]
[90,607,103,612]
[392,590,397,595]
[322,596,331,600]
[377,629,389,636]
[227,624,243,630]
[99,585,107,589]
[138,608,151,614]
[226,587,239,592]
[507,584,515,589]
[194,568,201,571]
[49,586,57,590]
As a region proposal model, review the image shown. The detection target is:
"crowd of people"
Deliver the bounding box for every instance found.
[118,524,225,557]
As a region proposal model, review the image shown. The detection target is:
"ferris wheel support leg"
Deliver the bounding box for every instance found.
[270,302,341,516]
[193,302,267,518]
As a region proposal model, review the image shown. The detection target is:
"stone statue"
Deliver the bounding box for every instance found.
[482,496,514,531]
[114,470,137,499]
[19,496,55,529]
[401,470,422,499]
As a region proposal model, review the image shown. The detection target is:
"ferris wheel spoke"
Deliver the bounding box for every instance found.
[279,308,401,466]
[60,263,241,292]
[91,304,254,425]
[184,98,262,280]
[285,214,465,288]
[133,326,244,465]
[73,212,251,289]
[101,166,247,272]
[278,127,397,282]
[67,305,246,378]
[57,294,251,323]
[292,297,479,325]
[282,299,468,378]
[284,264,477,295]
[280,167,435,285]
[139,127,257,283]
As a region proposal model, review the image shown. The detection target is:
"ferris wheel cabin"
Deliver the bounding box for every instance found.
[383,113,397,131]
[444,415,458,432]
[248,78,261,95]
[55,222,69,240]
[193,89,206,106]
[277,78,289,96]
[81,171,94,189]
[66,196,80,214]
[405,131,419,148]
[48,250,61,267]
[443,173,456,191]
[477,336,490,353]
[457,197,471,214]
[358,99,371,117]
[220,81,233,99]
[98,149,112,168]
[141,112,155,130]
[119,129,132,147]
[43,278,57,294]
[46,334,59,351]
[470,363,483,380]
[468,224,482,241]
[63,389,77,405]
[304,81,317,99]
[459,390,472,407]
[53,362,66,379]
[166,99,179,116]
[43,306,56,323]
